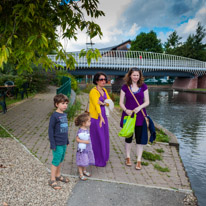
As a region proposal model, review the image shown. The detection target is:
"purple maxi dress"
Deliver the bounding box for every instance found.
[90,92,110,167]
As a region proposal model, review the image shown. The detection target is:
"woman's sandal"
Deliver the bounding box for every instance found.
[135,161,141,170]
[125,158,132,166]
[56,175,70,183]
[83,171,91,177]
[79,175,87,181]
[48,180,61,190]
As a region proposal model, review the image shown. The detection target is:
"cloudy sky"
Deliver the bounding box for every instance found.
[62,0,206,52]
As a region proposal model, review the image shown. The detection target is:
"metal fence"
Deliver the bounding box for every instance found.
[56,76,71,97]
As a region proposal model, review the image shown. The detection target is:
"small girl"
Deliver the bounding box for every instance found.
[74,112,95,180]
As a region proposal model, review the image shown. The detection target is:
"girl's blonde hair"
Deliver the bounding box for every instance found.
[123,67,144,87]
[74,112,90,126]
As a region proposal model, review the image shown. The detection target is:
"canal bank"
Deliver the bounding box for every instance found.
[0,86,198,205]
[147,88,206,206]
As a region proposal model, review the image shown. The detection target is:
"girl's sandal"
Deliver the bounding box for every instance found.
[56,175,70,183]
[83,171,91,177]
[79,175,87,181]
[48,180,61,190]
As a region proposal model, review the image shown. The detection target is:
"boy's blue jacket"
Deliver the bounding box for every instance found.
[141,116,156,145]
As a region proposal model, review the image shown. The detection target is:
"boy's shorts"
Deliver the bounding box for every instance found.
[52,145,67,167]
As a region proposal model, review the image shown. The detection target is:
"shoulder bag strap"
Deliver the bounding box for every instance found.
[127,86,147,118]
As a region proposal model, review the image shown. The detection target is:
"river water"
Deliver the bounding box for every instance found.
[146,89,206,206]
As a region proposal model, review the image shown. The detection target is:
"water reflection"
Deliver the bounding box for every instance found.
[147,89,206,206]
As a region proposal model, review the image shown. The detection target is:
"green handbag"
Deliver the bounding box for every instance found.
[119,113,136,138]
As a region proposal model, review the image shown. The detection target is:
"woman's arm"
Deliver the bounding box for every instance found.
[119,89,133,116]
[76,136,90,144]
[133,89,150,114]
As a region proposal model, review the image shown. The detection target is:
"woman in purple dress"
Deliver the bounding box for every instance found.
[89,72,111,167]
[119,68,149,170]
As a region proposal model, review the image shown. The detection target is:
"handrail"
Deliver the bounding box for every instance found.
[48,50,206,76]
[56,77,71,97]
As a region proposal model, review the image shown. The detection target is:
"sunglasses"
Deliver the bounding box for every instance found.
[98,78,107,82]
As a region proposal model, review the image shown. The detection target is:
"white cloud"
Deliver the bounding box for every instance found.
[176,6,206,42]
[128,23,140,36]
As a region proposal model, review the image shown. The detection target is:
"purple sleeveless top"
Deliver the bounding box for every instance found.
[120,83,148,127]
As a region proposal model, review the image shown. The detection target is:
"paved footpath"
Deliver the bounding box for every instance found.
[0,86,194,205]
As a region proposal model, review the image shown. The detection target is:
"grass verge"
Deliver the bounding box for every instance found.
[0,125,11,138]
[66,100,81,121]
[156,129,170,143]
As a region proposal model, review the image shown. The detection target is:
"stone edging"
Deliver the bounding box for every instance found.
[154,121,179,150]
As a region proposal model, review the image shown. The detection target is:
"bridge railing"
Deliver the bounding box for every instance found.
[48,50,206,74]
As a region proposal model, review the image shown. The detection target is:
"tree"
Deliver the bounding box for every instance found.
[176,22,206,61]
[130,31,163,53]
[164,31,182,54]
[0,0,104,73]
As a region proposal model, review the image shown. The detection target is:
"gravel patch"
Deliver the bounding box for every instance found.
[0,138,77,206]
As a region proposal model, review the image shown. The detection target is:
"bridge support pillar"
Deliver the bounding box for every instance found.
[198,75,206,88]
[172,77,198,90]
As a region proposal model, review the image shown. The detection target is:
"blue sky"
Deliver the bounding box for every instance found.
[63,0,206,51]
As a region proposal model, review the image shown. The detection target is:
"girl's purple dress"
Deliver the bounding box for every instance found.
[90,92,110,167]
[76,128,95,167]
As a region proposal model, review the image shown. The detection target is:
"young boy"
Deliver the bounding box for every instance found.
[48,93,70,190]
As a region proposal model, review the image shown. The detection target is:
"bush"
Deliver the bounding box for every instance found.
[55,70,79,92]
[82,83,94,93]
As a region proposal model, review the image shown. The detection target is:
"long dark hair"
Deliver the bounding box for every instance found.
[123,67,144,87]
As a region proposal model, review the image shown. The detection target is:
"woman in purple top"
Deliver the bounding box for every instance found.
[119,67,149,170]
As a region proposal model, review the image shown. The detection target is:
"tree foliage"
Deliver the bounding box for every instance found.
[164,22,206,61]
[164,31,182,54]
[0,0,105,73]
[130,31,163,53]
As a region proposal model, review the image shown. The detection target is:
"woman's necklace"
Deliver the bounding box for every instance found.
[96,86,104,97]
[131,84,139,93]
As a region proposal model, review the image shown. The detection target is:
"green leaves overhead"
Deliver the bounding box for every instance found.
[0,0,105,73]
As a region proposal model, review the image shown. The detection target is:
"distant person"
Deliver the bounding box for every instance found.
[48,94,70,189]
[89,72,111,167]
[119,68,149,170]
[75,112,95,180]
[111,79,114,84]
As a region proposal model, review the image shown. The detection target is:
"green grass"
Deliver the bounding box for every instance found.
[156,148,165,153]
[154,163,170,172]
[0,125,11,138]
[156,129,170,143]
[142,151,162,161]
[141,161,149,166]
[5,92,36,106]
[66,100,81,121]
[191,88,206,91]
